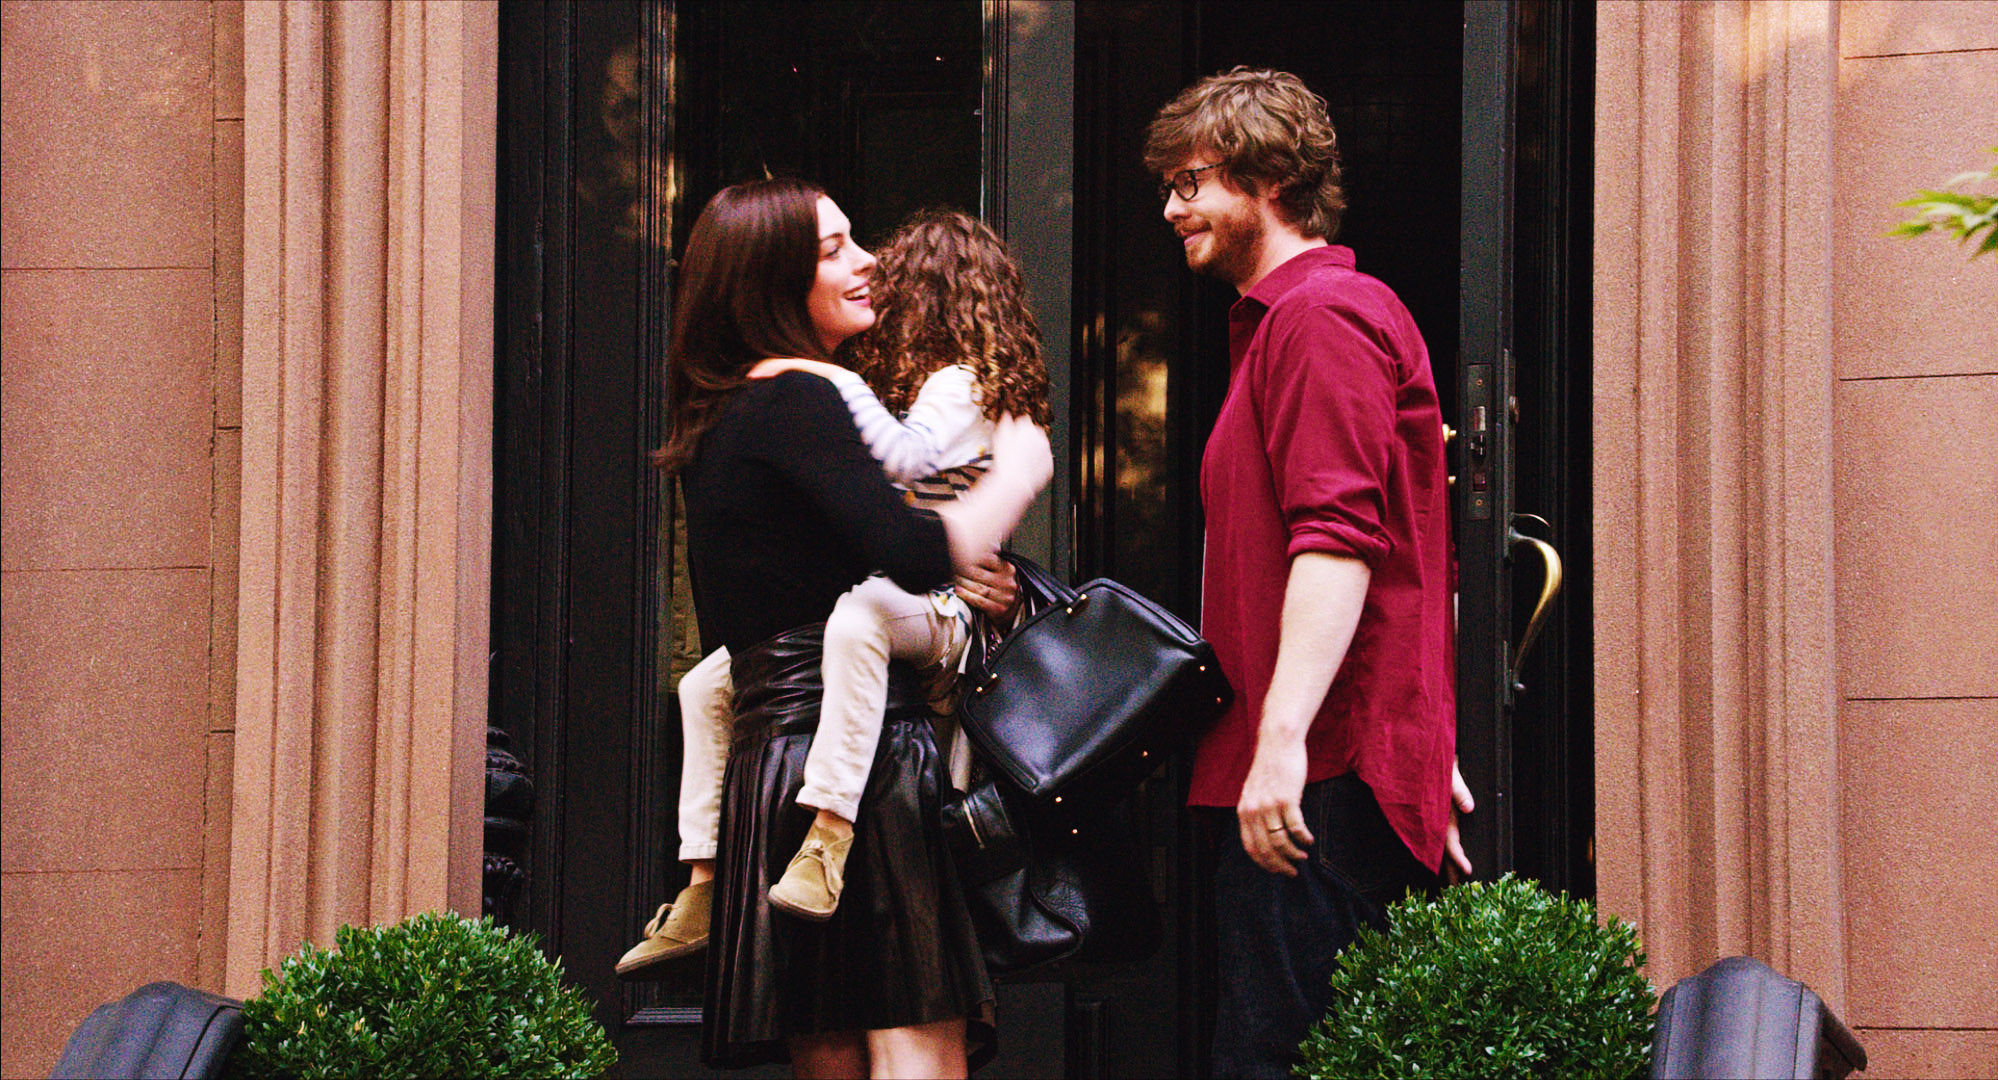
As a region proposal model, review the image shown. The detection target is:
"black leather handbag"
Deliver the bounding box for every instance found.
[941,554,1226,979]
[942,773,1161,979]
[957,553,1233,811]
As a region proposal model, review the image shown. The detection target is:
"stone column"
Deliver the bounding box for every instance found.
[227,0,495,995]
[1593,0,1846,1006]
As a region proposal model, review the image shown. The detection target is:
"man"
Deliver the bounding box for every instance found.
[1144,67,1473,1078]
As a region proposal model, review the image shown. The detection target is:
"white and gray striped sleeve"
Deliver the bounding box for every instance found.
[827,364,983,486]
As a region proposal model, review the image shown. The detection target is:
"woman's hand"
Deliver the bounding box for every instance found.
[988,414,1054,494]
[746,357,848,381]
[937,415,1052,576]
[956,553,1021,621]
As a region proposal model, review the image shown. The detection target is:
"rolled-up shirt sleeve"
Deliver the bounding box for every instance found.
[1257,301,1398,567]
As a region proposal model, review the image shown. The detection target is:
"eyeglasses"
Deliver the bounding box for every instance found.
[1158,163,1221,203]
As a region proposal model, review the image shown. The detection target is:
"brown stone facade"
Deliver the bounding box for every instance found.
[2,1,492,1075]
[3,2,238,1073]
[1594,1,1997,1075]
[1,1,1991,1076]
[225,0,493,997]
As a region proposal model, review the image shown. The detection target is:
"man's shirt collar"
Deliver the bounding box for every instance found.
[1228,245,1355,369]
[1237,244,1355,312]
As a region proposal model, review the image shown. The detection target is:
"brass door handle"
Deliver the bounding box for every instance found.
[1506,514,1563,687]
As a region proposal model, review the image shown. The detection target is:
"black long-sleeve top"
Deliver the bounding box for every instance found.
[682,371,954,655]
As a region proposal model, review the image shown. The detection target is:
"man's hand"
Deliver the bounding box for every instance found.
[1442,758,1475,882]
[955,553,1020,620]
[1237,736,1314,876]
[1234,552,1371,876]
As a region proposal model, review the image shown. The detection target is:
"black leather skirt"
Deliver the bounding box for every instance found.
[701,623,996,1070]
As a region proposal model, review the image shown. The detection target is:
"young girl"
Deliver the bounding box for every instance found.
[618,208,1052,976]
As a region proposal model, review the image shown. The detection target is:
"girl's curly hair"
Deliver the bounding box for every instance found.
[842,209,1052,428]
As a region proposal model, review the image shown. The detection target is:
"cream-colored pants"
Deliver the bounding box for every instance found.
[676,575,969,861]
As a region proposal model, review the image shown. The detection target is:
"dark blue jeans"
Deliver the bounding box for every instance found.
[1201,773,1434,1080]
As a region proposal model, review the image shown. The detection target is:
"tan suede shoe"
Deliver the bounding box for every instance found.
[767,821,852,922]
[614,879,711,979]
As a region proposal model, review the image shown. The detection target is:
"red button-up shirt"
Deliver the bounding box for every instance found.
[1191,245,1456,872]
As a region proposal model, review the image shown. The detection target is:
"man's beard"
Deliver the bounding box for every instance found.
[1187,204,1266,287]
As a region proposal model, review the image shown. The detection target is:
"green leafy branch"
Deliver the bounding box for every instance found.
[1891,146,1998,259]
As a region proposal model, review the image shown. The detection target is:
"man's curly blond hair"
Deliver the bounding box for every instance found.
[1143,67,1346,241]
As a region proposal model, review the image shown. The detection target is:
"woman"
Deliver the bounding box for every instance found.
[659,178,1049,1077]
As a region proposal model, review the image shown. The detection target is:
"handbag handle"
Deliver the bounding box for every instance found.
[966,551,1076,682]
[998,550,1079,608]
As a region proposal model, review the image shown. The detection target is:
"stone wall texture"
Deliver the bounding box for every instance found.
[1,2,240,1076]
[1832,2,1997,1066]
[225,0,492,997]
[1,1,492,1074]
[1595,2,1997,1076]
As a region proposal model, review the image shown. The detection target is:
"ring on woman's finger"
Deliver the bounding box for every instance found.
[1267,824,1288,833]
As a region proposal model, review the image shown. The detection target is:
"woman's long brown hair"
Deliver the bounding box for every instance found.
[655,178,831,473]
[842,209,1051,428]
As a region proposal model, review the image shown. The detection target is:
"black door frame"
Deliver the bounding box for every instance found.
[1454,0,1596,897]
[493,0,692,1057]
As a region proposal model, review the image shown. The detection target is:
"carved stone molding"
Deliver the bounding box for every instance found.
[227,0,495,995]
[1594,0,1845,1007]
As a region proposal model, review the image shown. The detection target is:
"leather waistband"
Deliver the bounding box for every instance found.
[728,622,929,751]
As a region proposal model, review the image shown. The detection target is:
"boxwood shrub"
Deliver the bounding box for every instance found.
[225,911,616,1079]
[1298,873,1654,1079]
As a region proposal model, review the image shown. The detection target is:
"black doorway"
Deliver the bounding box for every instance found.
[1071,4,1483,1075]
[491,3,1593,1076]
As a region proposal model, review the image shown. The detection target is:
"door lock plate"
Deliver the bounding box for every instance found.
[1463,363,1494,519]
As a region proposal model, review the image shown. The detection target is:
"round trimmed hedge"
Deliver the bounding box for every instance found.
[225,911,616,1079]
[1298,873,1654,1079]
